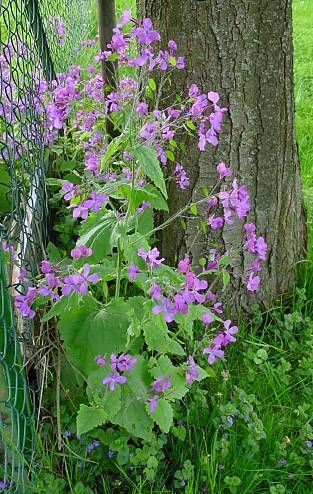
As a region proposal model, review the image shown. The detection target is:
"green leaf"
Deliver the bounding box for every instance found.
[148,398,173,433]
[41,292,90,323]
[143,315,185,356]
[132,145,167,199]
[148,78,156,91]
[168,56,176,66]
[145,185,169,212]
[58,298,130,376]
[149,355,176,377]
[47,178,63,188]
[110,357,153,440]
[59,160,78,171]
[77,404,107,436]
[186,120,196,131]
[77,212,115,262]
[138,209,154,236]
[222,270,230,291]
[46,241,62,264]
[118,184,157,212]
[190,204,198,216]
[218,255,232,267]
[166,150,175,162]
[124,232,150,267]
[101,134,124,168]
[88,370,122,418]
[111,387,153,441]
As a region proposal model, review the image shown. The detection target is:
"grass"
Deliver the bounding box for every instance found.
[31,0,313,493]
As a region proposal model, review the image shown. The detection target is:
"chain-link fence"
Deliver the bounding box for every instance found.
[0,1,92,491]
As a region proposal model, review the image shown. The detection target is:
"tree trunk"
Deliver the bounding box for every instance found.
[137,0,306,312]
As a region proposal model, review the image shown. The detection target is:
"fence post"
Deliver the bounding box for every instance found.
[97,0,119,138]
[23,0,56,81]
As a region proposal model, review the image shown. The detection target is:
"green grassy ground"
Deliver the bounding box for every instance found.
[32,1,313,493]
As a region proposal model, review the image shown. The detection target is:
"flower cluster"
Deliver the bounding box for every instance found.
[138,247,165,268]
[244,223,267,292]
[203,320,238,365]
[69,192,108,220]
[151,268,208,323]
[14,261,100,318]
[99,353,137,391]
[147,375,172,413]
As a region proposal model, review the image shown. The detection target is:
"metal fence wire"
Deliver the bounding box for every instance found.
[0,0,92,491]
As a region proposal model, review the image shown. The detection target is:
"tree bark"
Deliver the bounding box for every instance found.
[137,0,306,312]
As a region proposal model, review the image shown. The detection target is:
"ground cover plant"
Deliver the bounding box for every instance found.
[1,0,313,493]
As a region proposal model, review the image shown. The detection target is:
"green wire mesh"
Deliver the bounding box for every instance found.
[0,0,92,491]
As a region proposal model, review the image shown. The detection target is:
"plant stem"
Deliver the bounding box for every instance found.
[115,237,123,299]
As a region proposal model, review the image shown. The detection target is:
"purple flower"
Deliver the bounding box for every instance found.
[167,107,181,119]
[86,439,101,453]
[212,302,223,314]
[178,254,190,273]
[128,264,140,280]
[152,296,177,323]
[223,320,238,344]
[71,245,92,259]
[64,430,71,438]
[208,215,224,230]
[118,10,132,27]
[188,84,200,98]
[123,151,132,161]
[173,293,189,315]
[150,282,162,300]
[85,192,108,212]
[138,247,164,268]
[14,287,37,319]
[203,312,213,326]
[183,271,208,303]
[186,356,199,385]
[133,18,161,45]
[152,375,171,392]
[174,163,189,189]
[217,162,232,180]
[247,273,260,292]
[168,40,177,51]
[102,371,127,391]
[84,151,99,174]
[207,91,220,105]
[176,56,185,69]
[147,395,159,413]
[136,102,148,115]
[62,181,80,201]
[136,201,151,213]
[305,440,313,448]
[203,345,224,365]
[256,236,267,261]
[1,241,17,259]
[41,260,52,274]
[140,121,157,140]
[17,266,28,282]
[95,355,106,366]
[71,202,90,220]
[110,353,137,372]
[62,264,100,295]
[207,196,218,208]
